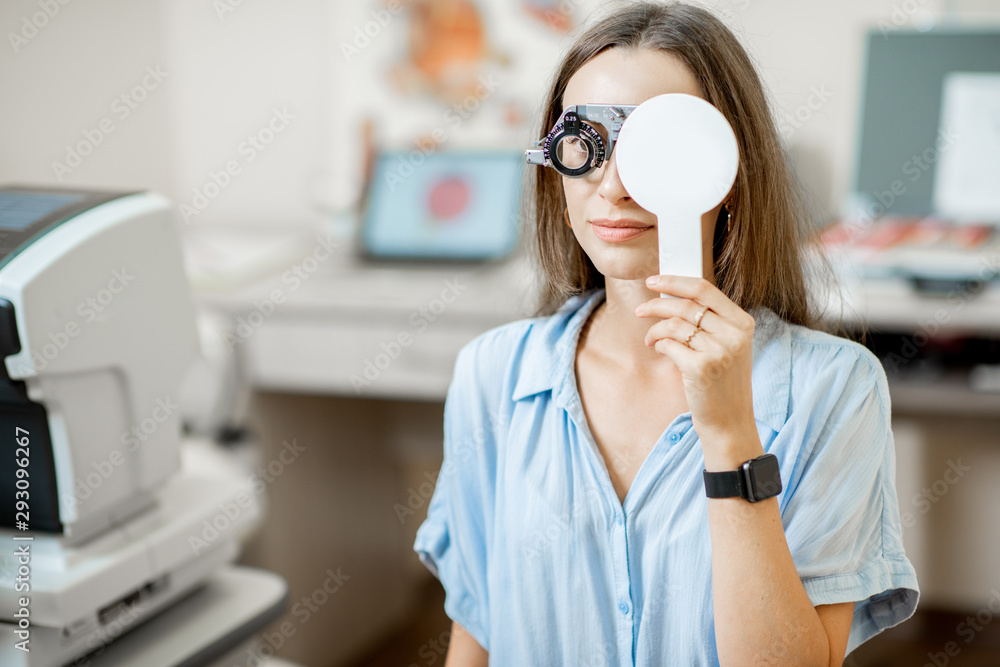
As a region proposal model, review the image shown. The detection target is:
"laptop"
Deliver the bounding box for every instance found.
[358,150,523,263]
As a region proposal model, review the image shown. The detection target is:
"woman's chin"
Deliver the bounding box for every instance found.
[589,256,658,283]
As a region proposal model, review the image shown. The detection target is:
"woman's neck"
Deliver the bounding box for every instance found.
[582,271,715,377]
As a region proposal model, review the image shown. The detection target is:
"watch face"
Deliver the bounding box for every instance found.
[747,454,782,502]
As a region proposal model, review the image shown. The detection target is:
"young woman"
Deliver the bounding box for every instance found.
[414,2,919,665]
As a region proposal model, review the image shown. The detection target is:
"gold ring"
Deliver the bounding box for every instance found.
[684,325,701,348]
[694,306,708,328]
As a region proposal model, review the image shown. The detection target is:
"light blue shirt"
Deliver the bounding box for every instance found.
[413,287,919,665]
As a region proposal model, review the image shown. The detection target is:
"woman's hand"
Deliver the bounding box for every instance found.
[635,274,757,450]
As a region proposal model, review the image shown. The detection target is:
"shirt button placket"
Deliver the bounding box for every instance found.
[611,512,632,665]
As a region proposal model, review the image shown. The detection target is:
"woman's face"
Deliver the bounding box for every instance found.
[561,47,726,283]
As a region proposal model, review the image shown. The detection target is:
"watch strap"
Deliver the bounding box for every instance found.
[703,468,745,499]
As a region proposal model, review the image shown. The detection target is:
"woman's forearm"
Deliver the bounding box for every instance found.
[445,621,489,667]
[701,424,832,666]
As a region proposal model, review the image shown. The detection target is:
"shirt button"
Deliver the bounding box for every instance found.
[615,514,623,525]
[669,432,680,443]
[618,600,629,614]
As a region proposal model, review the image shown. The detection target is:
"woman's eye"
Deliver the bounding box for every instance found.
[555,134,591,170]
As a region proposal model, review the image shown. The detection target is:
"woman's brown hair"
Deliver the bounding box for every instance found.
[521,0,846,335]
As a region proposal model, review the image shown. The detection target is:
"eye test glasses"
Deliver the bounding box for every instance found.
[525,104,638,178]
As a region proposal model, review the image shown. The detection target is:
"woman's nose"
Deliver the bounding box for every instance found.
[596,148,632,205]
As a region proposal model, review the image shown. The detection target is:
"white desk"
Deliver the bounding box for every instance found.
[185,223,540,400]
[824,272,1000,335]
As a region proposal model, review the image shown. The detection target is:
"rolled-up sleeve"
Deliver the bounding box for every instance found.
[778,345,919,655]
[413,338,499,652]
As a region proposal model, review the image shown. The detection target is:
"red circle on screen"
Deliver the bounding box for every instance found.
[428,176,470,222]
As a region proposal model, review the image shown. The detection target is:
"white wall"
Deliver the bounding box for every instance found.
[159,0,331,228]
[0,0,331,228]
[0,0,175,194]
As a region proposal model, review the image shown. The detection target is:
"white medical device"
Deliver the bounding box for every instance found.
[0,186,262,666]
[615,93,740,294]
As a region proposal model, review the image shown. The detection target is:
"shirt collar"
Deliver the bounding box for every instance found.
[511,287,791,434]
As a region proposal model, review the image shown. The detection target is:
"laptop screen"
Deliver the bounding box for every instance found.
[361,150,523,261]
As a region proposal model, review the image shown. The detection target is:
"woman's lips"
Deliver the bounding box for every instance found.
[590,222,654,242]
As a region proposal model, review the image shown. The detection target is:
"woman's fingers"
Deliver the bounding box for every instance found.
[636,295,719,333]
[642,274,755,332]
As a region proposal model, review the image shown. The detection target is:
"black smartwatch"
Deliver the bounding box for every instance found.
[703,453,782,502]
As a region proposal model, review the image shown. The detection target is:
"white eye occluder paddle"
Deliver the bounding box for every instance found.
[614,93,739,298]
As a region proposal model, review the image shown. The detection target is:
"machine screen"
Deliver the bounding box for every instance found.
[0,187,137,269]
[0,192,84,229]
